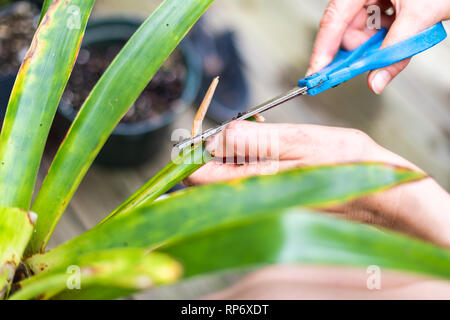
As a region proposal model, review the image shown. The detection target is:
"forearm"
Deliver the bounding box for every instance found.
[368,178,450,248]
[365,145,450,247]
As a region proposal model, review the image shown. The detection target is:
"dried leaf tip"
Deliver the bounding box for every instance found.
[253,113,265,123]
[191,76,219,139]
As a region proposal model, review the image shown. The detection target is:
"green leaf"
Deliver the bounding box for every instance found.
[29,0,215,255]
[10,249,181,300]
[39,0,53,24]
[0,0,95,210]
[162,209,450,280]
[0,207,36,299]
[26,163,424,274]
[101,144,210,224]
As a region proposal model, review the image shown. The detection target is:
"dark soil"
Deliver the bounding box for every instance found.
[0,2,186,125]
[0,2,39,78]
[62,41,186,124]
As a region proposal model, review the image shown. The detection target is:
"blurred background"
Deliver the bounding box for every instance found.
[0,0,449,299]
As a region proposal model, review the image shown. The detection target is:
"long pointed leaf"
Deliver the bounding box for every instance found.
[57,211,450,299]
[26,163,424,274]
[29,0,215,254]
[0,207,36,298]
[0,0,95,209]
[161,209,450,280]
[101,145,210,224]
[10,249,181,300]
[39,0,53,23]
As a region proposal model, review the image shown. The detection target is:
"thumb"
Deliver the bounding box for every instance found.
[308,0,366,75]
[368,13,434,94]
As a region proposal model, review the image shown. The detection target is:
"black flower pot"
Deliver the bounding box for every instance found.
[0,75,14,127]
[0,1,40,128]
[53,18,202,167]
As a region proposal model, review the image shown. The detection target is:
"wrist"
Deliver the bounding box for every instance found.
[359,143,450,247]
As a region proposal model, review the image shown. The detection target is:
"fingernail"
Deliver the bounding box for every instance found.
[371,70,391,94]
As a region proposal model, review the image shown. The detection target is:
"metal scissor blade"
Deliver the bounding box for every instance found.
[174,86,308,151]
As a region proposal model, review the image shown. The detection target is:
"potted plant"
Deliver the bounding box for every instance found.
[0,0,449,300]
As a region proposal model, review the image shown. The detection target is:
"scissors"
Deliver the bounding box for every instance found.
[175,22,447,151]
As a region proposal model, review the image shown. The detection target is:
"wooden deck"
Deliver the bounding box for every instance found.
[41,0,450,299]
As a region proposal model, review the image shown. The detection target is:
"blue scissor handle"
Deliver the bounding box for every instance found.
[298,22,447,96]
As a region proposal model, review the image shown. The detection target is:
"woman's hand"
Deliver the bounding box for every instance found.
[186,121,450,247]
[308,0,450,94]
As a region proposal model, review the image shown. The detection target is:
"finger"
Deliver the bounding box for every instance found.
[207,121,370,162]
[342,28,374,51]
[205,121,305,161]
[367,10,436,94]
[186,125,376,186]
[341,8,373,50]
[308,0,366,75]
[341,10,395,50]
[185,159,305,186]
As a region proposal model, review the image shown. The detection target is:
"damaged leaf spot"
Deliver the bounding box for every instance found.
[20,37,38,69]
[27,211,38,225]
[38,263,48,272]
